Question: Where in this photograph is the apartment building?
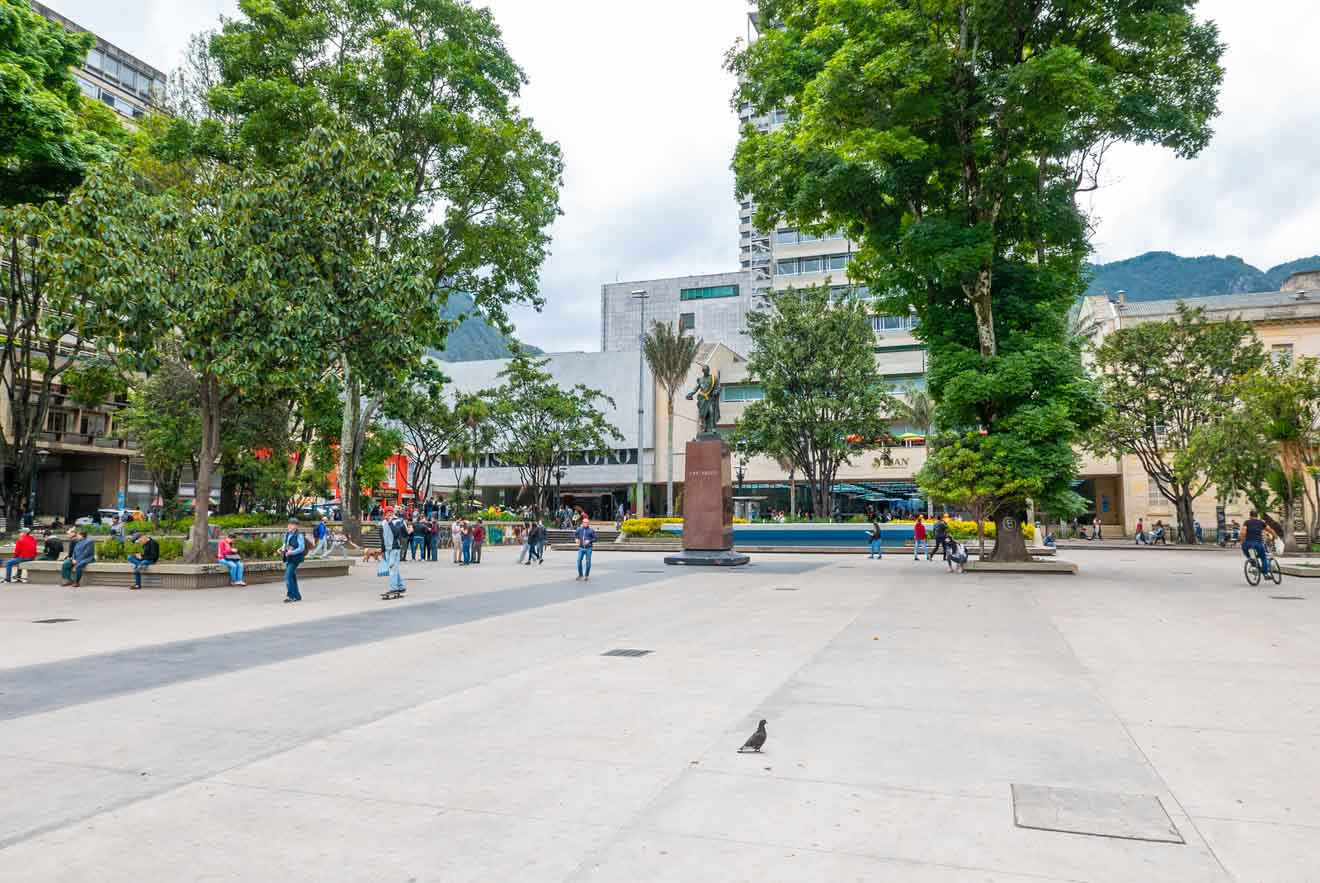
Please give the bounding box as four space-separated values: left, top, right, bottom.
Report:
32 2 166 123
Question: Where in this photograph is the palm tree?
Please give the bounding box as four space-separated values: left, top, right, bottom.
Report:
895 385 936 516
642 321 699 516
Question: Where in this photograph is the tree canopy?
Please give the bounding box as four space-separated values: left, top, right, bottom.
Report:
729 0 1224 558
732 287 893 519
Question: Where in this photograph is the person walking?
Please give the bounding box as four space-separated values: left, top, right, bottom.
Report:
929 515 949 562
126 531 160 590
1092 515 1103 541
913 515 928 560
310 516 331 559
517 522 531 564
451 518 464 564
527 521 545 565
279 518 307 603
380 509 407 596
575 517 596 581
471 519 485 564
217 531 247 585
4 527 37 583
60 529 95 587
867 519 883 559
1134 518 1148 545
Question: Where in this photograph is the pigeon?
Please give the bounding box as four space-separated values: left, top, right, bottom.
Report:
738 719 767 753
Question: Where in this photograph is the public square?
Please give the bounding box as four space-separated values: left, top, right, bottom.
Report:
0 548 1315 882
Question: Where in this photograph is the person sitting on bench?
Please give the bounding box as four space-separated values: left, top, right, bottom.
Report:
60 529 95 587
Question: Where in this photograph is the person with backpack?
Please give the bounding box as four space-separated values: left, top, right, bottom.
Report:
309 516 332 559
380 509 408 595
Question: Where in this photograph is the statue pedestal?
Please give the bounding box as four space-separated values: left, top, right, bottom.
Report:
664 434 749 567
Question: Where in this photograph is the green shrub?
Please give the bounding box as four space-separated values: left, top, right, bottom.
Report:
233 538 282 560
96 539 185 561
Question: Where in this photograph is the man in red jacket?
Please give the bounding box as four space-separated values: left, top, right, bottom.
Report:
913 515 928 561
5 527 37 583
471 519 485 564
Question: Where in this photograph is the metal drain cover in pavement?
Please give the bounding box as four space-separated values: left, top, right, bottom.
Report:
1270 596 1305 601
1012 784 1183 844
32 618 77 624
774 586 799 591
601 649 652 657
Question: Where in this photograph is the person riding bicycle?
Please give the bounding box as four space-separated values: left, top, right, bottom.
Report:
1241 510 1272 576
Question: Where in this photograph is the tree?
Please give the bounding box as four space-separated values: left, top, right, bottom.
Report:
483 354 622 515
448 393 492 514
1192 357 1320 551
201 0 564 541
1091 305 1265 543
0 187 128 524
116 360 200 524
0 0 120 206
732 287 894 520
642 320 699 516
385 376 463 511
730 0 1224 558
89 127 428 561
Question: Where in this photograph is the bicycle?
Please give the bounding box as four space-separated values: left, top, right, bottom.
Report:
1243 547 1282 587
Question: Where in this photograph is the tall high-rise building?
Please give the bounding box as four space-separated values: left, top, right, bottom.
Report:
32 2 166 123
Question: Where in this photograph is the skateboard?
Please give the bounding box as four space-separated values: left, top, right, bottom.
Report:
380 590 406 601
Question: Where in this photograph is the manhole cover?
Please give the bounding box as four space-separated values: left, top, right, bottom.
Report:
1011 784 1183 844
601 649 652 657
1270 596 1305 601
774 587 799 591
32 618 77 624
637 570 665 573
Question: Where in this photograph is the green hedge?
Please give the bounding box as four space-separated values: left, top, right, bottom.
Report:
95 539 186 561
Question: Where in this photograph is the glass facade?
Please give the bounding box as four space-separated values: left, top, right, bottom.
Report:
722 384 765 402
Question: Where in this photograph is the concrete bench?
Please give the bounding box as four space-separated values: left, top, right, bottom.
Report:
20 558 352 590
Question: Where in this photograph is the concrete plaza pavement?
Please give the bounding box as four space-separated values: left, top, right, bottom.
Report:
0 546 1315 881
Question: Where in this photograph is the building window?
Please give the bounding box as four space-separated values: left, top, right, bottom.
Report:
80 414 108 436
76 76 96 98
679 313 696 331
775 229 798 245
1272 343 1294 366
775 259 797 276
1147 483 1167 507
722 384 764 402
385 462 396 484
681 285 739 301
871 314 918 332
828 253 850 270
87 49 103 70
800 256 823 274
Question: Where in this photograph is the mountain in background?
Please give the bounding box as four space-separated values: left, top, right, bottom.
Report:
429 292 543 362
1084 251 1320 302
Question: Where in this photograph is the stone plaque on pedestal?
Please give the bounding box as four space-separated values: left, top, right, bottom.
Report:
665 435 749 567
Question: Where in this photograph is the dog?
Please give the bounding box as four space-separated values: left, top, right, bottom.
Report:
359 547 384 564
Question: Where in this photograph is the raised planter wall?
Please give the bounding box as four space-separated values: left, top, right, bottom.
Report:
20 557 351 590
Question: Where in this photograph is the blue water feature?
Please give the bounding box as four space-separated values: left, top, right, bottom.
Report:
661 523 918 548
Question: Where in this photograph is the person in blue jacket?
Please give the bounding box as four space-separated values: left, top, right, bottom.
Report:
279 518 307 603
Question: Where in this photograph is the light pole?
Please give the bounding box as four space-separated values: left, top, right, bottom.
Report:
631 288 649 517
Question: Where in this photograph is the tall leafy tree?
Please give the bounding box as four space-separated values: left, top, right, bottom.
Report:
482 354 622 515
384 372 464 510
201 0 563 540
87 128 429 561
732 287 894 519
730 0 1224 559
1090 305 1264 543
642 320 699 516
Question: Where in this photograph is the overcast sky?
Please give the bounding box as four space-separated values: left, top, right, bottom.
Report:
52 0 1320 352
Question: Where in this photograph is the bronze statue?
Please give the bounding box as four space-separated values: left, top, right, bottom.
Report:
686 364 721 435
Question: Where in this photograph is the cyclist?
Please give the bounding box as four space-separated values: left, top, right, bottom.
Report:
1240 510 1272 576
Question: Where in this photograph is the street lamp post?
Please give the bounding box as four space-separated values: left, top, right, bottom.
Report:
631 288 649 517
735 463 746 521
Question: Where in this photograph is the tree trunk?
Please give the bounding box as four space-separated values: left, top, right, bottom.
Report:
988 509 1030 562
665 393 675 517
1176 492 1197 545
789 473 796 518
968 265 998 358
186 374 221 564
338 361 363 543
